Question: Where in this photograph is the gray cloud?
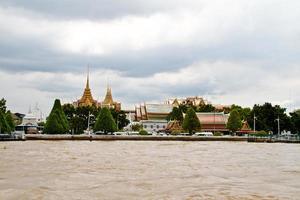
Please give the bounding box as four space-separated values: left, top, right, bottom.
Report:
0 0 300 114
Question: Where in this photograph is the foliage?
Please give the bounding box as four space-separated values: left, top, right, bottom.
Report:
38 121 45 127
110 109 130 130
44 99 69 134
290 110 300 134
171 130 182 135
5 111 15 131
230 104 251 120
182 107 201 134
0 99 15 133
227 109 242 133
247 103 291 134
0 98 6 113
139 129 149 135
62 104 99 134
213 131 223 136
44 111 65 134
0 110 11 133
196 104 216 112
62 104 129 134
131 124 142 131
94 107 117 134
249 131 269 137
167 107 184 122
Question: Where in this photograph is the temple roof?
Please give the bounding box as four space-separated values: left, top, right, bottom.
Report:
103 86 114 105
78 67 95 107
196 112 229 124
145 104 173 114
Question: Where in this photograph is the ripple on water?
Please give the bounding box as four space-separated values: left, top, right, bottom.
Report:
0 141 300 199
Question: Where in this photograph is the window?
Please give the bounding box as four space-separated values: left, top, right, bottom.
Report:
157 125 159 129
151 125 153 129
144 125 147 128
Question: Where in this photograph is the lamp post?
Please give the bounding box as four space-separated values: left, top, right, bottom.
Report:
275 116 280 136
87 111 93 136
253 114 257 133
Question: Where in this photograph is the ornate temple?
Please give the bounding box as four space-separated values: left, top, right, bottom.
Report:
73 70 98 107
73 67 121 110
101 85 121 111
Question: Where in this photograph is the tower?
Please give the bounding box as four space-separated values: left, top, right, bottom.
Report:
74 66 97 107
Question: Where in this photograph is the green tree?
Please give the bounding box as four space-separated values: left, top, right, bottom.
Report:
290 110 300 134
182 107 201 134
94 107 117 134
5 111 15 131
227 109 242 133
131 124 142 131
0 98 6 113
230 104 251 120
167 107 184 122
247 103 291 134
197 104 216 112
44 99 69 134
0 110 11 133
44 111 65 134
110 109 130 130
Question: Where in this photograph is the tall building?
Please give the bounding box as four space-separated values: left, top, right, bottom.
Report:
73 68 98 107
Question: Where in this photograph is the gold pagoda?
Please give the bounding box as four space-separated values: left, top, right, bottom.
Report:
101 85 121 111
73 68 98 107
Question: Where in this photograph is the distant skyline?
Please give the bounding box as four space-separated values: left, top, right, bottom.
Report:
0 0 300 115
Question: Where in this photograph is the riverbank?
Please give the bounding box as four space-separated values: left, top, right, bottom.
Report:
25 134 248 141
2 134 299 143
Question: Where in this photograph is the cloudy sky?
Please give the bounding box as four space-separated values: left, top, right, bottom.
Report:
0 0 300 115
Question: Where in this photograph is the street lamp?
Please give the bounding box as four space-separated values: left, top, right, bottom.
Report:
253 114 257 133
275 116 280 135
87 111 94 136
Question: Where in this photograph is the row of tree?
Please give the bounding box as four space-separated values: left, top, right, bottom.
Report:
0 98 15 133
167 102 300 134
44 99 129 134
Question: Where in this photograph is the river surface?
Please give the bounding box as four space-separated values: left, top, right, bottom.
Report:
0 141 299 200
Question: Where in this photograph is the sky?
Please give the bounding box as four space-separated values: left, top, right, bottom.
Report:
0 0 300 115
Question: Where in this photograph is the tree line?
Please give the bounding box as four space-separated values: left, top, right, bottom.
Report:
44 99 129 134
167 102 300 134
0 98 15 133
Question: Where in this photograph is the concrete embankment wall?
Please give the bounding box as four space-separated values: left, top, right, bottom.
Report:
25 134 248 142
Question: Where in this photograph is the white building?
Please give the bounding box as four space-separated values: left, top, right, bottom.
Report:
140 120 168 133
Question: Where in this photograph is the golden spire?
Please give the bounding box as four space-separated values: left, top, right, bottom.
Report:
103 85 114 105
79 65 95 106
86 65 90 89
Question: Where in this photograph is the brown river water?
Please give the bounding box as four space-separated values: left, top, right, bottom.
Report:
0 141 299 200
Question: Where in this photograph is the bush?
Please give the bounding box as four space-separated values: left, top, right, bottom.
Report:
249 130 269 137
139 130 149 135
171 130 181 135
213 132 223 136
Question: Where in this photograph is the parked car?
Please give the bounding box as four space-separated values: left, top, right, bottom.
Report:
94 131 106 135
194 132 214 136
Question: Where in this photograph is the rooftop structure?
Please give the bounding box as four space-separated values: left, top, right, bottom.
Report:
196 112 229 132
73 67 98 107
101 86 121 111
135 103 173 121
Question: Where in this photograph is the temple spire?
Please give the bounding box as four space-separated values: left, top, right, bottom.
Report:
86 65 90 89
